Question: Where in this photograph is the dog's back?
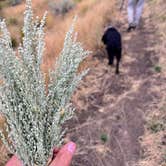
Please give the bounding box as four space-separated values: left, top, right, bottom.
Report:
102 27 122 74
102 27 122 49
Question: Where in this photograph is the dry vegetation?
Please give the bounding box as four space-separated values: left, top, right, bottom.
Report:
137 0 166 166
0 0 117 165
43 0 117 72
1 0 117 71
0 0 165 166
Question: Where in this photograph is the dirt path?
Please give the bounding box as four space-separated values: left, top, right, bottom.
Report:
66 3 164 166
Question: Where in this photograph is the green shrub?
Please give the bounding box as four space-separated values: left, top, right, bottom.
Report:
149 121 165 133
49 0 75 16
10 0 22 6
154 65 162 73
100 133 108 143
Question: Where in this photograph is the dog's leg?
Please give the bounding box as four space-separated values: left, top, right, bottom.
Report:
115 49 122 74
108 55 114 65
107 48 114 65
115 58 120 74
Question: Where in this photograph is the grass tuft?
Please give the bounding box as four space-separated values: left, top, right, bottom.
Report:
100 133 108 143
154 65 162 73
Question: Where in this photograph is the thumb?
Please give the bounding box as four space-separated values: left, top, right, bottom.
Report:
50 142 76 166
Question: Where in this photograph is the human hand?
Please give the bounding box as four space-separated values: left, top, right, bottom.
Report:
6 142 76 166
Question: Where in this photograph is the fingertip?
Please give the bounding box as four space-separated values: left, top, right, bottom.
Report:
66 142 76 154
50 142 76 166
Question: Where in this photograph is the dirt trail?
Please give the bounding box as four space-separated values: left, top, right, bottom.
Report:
66 3 164 166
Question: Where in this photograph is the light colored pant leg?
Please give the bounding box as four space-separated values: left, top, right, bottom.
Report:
135 0 145 25
127 0 137 24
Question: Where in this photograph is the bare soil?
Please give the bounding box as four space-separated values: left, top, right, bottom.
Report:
65 4 165 166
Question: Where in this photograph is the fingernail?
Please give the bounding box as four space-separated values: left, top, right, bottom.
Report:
67 142 76 154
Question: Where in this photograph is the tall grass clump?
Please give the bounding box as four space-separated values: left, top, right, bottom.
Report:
0 0 89 165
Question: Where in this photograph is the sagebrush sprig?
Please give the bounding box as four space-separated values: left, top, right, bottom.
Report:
0 0 90 165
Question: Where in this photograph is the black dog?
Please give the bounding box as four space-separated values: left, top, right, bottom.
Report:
102 27 122 74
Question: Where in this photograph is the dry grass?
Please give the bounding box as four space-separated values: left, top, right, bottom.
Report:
2 0 117 71
137 131 165 166
0 114 9 166
44 0 117 71
0 145 9 166
0 0 117 165
137 1 166 166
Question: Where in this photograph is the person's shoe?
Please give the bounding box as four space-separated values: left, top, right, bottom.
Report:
127 23 136 32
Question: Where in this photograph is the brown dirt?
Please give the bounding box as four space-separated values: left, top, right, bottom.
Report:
65 3 165 166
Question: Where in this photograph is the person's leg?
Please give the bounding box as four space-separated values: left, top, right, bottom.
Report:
127 0 137 32
127 0 137 24
135 0 145 25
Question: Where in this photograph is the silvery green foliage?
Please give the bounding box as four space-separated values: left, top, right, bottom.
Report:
0 0 89 165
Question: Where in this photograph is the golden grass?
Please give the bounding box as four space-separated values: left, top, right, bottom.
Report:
43 0 117 71
0 114 9 165
2 0 117 71
0 145 9 166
